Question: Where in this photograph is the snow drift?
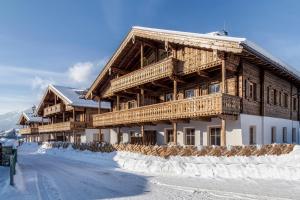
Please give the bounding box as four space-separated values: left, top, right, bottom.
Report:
20 143 300 181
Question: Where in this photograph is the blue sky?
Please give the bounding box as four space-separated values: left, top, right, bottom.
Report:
0 0 300 113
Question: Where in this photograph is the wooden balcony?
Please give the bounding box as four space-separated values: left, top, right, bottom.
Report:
19 127 38 135
103 57 177 97
93 93 241 127
44 103 64 117
39 121 86 133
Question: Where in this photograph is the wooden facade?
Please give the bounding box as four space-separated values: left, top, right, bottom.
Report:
86 27 300 146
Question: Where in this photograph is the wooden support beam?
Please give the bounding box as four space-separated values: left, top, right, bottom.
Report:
221 118 226 146
196 70 209 78
141 89 145 107
116 95 120 111
141 125 145 144
221 58 226 93
110 67 129 75
173 122 177 145
173 80 177 100
151 81 172 89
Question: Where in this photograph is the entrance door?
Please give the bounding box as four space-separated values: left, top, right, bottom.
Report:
144 130 157 145
210 127 221 146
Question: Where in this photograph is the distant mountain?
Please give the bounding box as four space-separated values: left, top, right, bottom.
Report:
0 110 22 131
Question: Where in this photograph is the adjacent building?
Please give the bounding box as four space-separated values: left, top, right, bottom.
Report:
32 84 110 143
85 26 300 146
18 107 48 142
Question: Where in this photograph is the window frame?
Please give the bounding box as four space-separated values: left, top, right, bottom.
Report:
271 127 276 143
185 128 195 145
249 126 256 145
282 127 287 143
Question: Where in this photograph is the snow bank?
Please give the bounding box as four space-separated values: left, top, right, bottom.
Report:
20 143 300 181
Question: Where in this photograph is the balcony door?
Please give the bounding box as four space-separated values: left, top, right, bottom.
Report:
209 127 221 146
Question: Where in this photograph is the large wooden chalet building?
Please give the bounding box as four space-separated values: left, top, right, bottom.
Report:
85 26 300 146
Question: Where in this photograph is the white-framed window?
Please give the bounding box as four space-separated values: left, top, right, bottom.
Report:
271 127 276 143
282 127 287 143
209 83 220 94
249 126 256 145
165 93 173 101
292 128 297 143
185 128 195 145
185 89 195 99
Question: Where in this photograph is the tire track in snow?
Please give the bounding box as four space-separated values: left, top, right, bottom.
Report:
150 179 292 200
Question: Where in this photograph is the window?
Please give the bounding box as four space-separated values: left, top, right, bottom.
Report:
273 89 277 105
282 127 287 143
210 127 221 146
292 128 297 143
267 87 270 104
128 101 136 109
185 89 195 99
165 129 174 143
185 128 195 145
249 126 256 145
93 133 100 142
209 83 220 94
165 93 173 102
271 127 276 143
279 92 282 106
293 98 297 111
284 93 288 108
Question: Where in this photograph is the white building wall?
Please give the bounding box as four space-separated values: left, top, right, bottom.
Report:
106 114 299 146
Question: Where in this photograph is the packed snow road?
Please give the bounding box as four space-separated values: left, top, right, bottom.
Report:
1 145 300 200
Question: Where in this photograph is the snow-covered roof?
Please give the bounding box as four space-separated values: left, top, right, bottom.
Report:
18 112 49 124
86 26 300 98
132 26 300 79
37 85 110 113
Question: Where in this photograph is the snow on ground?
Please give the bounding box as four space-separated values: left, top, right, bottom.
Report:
1 142 300 200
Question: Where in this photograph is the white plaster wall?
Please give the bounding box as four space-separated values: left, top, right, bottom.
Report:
240 114 300 145
80 129 100 143
109 128 119 144
102 129 111 143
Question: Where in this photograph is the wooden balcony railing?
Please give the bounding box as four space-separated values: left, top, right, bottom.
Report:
102 57 177 97
39 121 86 133
19 127 38 135
93 93 241 127
44 103 64 117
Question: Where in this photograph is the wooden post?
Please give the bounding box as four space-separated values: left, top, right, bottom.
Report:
173 80 177 100
222 58 226 93
173 122 177 145
116 95 120 111
73 108 75 122
137 93 140 107
140 89 144 106
63 112 65 122
98 99 101 114
221 118 226 146
117 127 121 144
141 125 145 145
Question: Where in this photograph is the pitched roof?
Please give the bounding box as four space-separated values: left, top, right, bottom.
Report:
18 112 49 124
86 26 300 98
36 84 111 114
